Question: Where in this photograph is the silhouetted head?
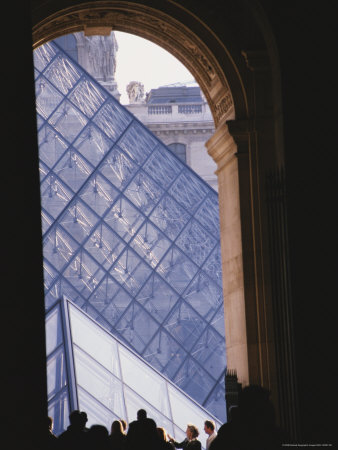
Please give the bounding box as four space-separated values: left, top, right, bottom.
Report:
157 427 168 441
238 385 276 426
69 410 88 430
120 419 127 432
80 411 88 424
137 408 147 420
111 420 124 435
69 410 81 426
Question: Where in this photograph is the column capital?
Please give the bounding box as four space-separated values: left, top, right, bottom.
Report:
226 119 254 143
206 123 237 173
206 120 253 172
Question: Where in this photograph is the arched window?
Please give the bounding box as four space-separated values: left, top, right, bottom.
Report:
168 143 186 163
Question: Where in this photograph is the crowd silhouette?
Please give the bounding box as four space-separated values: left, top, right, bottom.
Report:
47 385 288 450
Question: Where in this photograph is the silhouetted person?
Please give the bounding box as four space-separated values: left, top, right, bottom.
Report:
157 427 175 450
109 420 127 450
210 385 289 450
88 424 109 450
169 424 202 450
210 405 239 450
125 408 146 447
126 410 159 450
46 416 58 449
58 410 89 450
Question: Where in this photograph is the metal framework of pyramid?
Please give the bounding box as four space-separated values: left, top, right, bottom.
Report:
34 40 227 432
46 297 222 445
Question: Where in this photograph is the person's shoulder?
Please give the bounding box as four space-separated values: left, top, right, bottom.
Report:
127 420 137 431
216 422 233 437
217 423 227 433
57 430 68 439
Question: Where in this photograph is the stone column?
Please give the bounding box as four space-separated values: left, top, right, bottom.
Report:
207 116 279 396
206 123 249 387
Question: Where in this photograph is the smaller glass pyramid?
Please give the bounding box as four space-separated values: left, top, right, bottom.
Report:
46 297 222 449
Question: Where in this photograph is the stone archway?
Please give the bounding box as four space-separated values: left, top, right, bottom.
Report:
31 0 299 437
32 0 252 383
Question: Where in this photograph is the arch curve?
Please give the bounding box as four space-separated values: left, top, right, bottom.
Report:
31 0 252 126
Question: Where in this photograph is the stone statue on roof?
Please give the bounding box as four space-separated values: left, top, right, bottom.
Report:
126 81 145 103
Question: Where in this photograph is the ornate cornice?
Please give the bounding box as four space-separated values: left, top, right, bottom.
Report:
32 1 234 126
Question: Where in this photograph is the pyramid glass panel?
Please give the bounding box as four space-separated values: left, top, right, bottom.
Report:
35 40 227 427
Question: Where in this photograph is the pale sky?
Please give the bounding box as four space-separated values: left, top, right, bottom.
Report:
114 31 197 104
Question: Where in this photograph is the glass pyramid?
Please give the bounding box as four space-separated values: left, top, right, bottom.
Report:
46 297 222 447
34 40 227 430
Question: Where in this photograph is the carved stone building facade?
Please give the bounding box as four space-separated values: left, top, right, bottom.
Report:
126 85 222 191
54 31 121 99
